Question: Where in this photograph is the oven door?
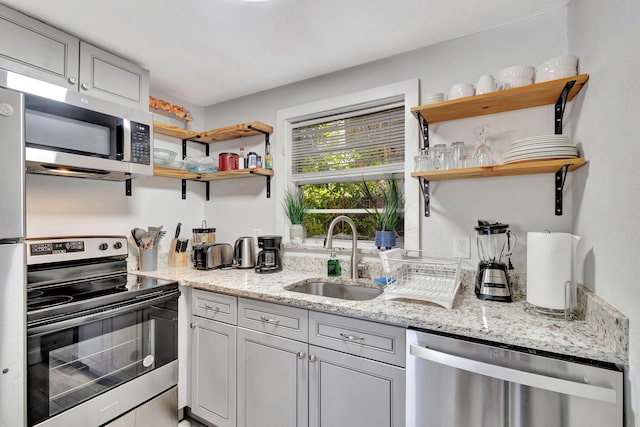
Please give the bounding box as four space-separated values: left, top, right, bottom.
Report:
27 294 178 427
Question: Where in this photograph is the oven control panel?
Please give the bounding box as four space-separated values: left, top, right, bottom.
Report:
27 236 129 265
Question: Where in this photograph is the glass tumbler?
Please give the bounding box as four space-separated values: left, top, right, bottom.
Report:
431 144 446 170
451 141 465 169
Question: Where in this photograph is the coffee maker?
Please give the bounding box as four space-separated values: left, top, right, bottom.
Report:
255 235 282 273
474 220 518 302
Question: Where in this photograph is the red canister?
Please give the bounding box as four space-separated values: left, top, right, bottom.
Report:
219 152 239 171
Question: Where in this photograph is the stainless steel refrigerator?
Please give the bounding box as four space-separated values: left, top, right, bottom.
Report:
0 85 26 425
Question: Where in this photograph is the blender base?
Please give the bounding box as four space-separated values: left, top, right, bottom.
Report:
475 262 512 302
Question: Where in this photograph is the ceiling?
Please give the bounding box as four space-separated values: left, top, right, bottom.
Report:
3 0 568 106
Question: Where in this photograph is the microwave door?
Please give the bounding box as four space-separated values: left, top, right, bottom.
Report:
0 87 25 241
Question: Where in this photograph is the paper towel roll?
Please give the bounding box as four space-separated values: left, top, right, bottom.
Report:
526 232 579 310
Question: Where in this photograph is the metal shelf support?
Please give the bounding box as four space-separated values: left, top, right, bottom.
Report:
555 80 576 134
555 164 571 215
248 124 272 198
414 113 431 216
125 179 132 196
180 138 210 200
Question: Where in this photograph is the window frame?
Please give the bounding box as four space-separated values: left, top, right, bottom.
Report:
275 79 420 250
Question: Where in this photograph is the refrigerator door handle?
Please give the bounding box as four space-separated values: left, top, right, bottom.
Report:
409 344 617 403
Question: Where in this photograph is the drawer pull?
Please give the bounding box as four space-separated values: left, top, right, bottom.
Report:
297 351 306 359
204 303 219 311
340 332 365 341
260 315 280 324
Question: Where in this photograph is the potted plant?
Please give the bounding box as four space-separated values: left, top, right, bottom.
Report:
282 186 307 244
360 178 404 249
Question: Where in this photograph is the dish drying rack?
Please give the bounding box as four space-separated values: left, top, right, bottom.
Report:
379 249 462 309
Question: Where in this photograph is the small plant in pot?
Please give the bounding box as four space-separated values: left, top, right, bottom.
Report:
360 177 404 250
282 186 307 244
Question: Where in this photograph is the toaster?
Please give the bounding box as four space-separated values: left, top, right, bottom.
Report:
193 243 234 270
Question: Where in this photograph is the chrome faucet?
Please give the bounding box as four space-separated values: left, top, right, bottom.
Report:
325 215 359 280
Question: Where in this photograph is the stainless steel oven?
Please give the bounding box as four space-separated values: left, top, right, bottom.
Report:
26 236 180 427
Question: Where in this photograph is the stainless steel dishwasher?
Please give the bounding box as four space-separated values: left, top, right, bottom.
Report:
406 328 623 427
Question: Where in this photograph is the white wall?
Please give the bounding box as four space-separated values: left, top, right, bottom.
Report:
567 0 640 424
202 9 571 269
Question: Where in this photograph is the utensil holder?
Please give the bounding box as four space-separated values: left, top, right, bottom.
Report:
139 246 158 271
168 238 188 267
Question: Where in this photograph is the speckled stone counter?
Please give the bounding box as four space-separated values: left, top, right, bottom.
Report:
136 263 628 366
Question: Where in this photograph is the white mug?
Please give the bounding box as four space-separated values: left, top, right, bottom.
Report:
476 74 504 95
449 83 475 100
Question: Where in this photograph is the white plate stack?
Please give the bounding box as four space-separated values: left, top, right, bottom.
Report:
502 135 579 164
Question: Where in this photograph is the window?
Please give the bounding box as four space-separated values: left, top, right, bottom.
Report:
290 103 405 240
275 80 420 249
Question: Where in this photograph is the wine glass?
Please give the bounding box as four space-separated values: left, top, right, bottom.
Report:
474 124 493 167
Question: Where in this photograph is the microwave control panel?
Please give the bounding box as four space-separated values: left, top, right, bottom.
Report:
131 122 151 165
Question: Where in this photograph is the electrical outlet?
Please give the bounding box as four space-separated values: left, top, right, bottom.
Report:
453 236 470 258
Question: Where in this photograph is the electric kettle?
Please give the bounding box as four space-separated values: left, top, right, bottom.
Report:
234 236 256 269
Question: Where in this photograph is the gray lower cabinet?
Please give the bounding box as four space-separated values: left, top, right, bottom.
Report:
236 327 309 427
308 345 405 427
0 3 149 109
190 291 238 427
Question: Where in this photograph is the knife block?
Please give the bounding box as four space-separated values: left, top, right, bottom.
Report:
168 238 188 267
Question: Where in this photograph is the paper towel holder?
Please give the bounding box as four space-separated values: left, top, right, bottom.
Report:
525 280 575 321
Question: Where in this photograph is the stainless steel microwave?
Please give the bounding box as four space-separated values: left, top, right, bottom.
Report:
0 69 153 181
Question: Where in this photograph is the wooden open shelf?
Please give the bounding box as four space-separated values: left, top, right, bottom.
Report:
153 166 273 182
153 120 273 143
411 158 586 181
411 74 589 123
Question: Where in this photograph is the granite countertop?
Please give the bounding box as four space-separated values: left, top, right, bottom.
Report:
136 264 628 366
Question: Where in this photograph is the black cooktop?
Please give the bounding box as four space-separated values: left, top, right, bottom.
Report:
27 273 179 325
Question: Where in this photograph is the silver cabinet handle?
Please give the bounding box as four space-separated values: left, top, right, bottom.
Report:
81 82 90 90
260 315 280 324
340 332 364 341
204 303 219 311
297 352 306 359
409 344 617 403
68 76 77 84
309 354 317 363
189 322 197 329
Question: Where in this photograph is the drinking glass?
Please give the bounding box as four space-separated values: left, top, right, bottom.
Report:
451 141 465 169
431 144 446 170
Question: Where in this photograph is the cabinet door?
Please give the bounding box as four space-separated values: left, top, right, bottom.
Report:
79 41 149 110
0 4 79 89
190 316 236 427
237 327 308 427
309 345 405 427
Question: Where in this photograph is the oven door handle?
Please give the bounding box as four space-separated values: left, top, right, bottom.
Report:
28 291 180 336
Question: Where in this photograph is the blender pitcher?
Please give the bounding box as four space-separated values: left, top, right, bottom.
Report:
474 220 518 302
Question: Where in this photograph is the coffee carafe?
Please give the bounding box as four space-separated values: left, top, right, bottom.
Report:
255 235 282 274
474 220 518 302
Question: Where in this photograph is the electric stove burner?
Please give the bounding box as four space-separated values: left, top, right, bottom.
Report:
28 295 74 310
27 290 44 298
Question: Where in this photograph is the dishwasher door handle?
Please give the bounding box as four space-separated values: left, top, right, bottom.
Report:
409 344 617 403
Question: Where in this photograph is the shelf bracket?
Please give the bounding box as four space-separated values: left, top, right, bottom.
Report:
248 124 272 199
125 179 132 197
181 179 187 200
555 164 571 215
419 177 431 217
416 113 430 149
554 80 576 134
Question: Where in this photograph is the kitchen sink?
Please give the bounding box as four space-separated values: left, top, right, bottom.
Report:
285 279 383 301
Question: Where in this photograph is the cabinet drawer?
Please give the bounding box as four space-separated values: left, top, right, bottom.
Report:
192 289 237 325
238 298 308 342
309 311 405 367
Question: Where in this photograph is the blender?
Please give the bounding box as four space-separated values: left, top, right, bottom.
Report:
474 220 517 302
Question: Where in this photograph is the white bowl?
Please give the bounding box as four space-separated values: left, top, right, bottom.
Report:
449 83 475 100
498 65 535 84
538 54 578 71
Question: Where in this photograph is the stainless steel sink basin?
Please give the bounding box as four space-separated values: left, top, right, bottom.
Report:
285 280 383 301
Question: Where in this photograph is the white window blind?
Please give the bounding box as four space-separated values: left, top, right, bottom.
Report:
291 103 405 184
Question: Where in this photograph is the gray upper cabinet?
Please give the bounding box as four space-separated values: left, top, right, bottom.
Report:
79 42 149 109
0 4 149 110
